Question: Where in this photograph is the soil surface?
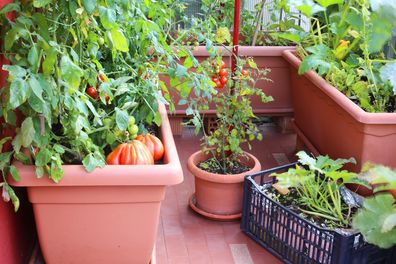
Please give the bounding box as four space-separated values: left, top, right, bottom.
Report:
198 157 251 174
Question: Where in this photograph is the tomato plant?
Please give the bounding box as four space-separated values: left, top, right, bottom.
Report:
0 0 217 210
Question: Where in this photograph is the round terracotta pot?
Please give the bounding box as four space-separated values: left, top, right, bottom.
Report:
187 151 261 217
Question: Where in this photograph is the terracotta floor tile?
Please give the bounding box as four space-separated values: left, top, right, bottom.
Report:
168 256 190 264
164 234 188 258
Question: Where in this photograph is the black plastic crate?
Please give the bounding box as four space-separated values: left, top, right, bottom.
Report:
241 163 396 264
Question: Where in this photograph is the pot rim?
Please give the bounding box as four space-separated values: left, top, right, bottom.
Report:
187 150 261 184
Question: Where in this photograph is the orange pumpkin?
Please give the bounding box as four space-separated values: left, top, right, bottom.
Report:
106 140 154 165
135 134 164 161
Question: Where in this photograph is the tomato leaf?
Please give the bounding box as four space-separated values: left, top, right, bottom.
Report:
9 79 30 109
111 28 129 52
115 108 129 130
99 6 116 30
9 165 20 182
21 117 35 148
33 0 53 8
82 153 105 172
380 61 396 93
60 55 83 89
82 0 96 14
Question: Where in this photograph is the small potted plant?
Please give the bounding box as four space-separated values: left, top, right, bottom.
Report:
0 1 213 263
187 52 273 220
280 0 396 170
241 151 396 263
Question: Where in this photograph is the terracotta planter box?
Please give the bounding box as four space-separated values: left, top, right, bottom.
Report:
165 46 294 116
9 103 183 264
282 50 396 170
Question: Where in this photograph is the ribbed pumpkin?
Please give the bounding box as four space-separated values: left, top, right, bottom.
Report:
135 134 164 161
106 140 154 165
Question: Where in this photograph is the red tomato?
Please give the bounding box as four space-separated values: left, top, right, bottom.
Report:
241 70 249 77
106 141 154 165
86 86 98 99
220 60 226 69
211 77 219 83
99 73 106 82
135 134 165 161
219 68 227 77
220 76 228 85
215 80 223 88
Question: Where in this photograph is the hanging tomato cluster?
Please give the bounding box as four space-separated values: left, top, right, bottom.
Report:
106 133 164 165
86 73 110 103
211 60 228 89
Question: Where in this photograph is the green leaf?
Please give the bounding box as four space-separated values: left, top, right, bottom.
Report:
9 165 20 182
28 44 39 70
353 194 396 249
33 0 53 8
82 153 105 172
35 148 52 166
380 61 396 93
290 0 325 16
21 117 35 148
99 6 116 30
0 152 13 170
9 79 30 109
115 108 129 130
299 45 332 75
35 166 44 178
0 137 12 153
273 32 301 43
42 47 57 76
28 76 44 101
111 28 129 52
12 134 22 153
0 3 20 14
316 0 343 8
82 0 96 14
368 11 395 53
60 55 83 89
3 65 27 78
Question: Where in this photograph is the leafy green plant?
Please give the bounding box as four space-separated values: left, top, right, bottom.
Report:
271 151 369 226
282 0 396 112
187 49 272 174
352 164 396 249
0 0 215 210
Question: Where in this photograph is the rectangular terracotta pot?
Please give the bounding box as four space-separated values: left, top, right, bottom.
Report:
282 50 396 170
164 46 295 116
9 103 183 264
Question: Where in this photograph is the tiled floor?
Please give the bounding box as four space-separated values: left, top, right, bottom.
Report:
33 121 297 264
155 122 297 264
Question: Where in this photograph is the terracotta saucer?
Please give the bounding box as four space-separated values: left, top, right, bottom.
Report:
188 193 241 221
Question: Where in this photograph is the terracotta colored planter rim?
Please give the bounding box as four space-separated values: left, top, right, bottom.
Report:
9 103 183 187
282 49 396 125
190 46 296 57
187 150 260 184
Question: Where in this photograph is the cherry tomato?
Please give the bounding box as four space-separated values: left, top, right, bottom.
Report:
86 86 98 99
211 77 219 83
99 74 106 82
241 70 249 77
220 60 226 69
220 76 228 85
105 94 110 102
215 80 223 88
219 68 227 77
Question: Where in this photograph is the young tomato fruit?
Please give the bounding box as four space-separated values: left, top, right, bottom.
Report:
135 134 164 161
220 76 228 85
99 73 106 82
86 86 98 99
219 68 227 77
106 141 154 165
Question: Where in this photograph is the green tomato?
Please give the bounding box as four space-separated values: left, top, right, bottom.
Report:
128 124 138 135
98 37 105 46
103 118 112 127
128 116 135 125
